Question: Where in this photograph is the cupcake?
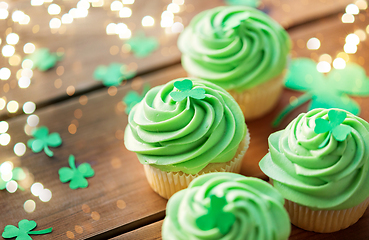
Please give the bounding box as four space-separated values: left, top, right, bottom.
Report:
259 108 369 232
162 172 291 240
124 78 249 199
178 6 291 120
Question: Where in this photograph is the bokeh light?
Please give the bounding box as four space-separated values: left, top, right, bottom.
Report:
0 67 11 80
306 38 320 50
39 188 52 202
31 182 44 196
0 121 9 133
316 61 331 73
6 33 19 45
49 18 61 29
14 142 26 156
342 13 355 23
2 45 15 57
24 200 36 213
23 102 36 114
142 16 154 26
119 7 132 18
7 100 19 113
0 133 11 146
346 3 359 14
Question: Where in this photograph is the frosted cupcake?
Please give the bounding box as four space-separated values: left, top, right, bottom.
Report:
124 78 249 199
178 6 291 120
260 108 369 232
162 172 291 240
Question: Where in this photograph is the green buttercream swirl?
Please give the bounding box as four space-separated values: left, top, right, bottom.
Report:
178 6 291 92
260 108 369 210
124 78 246 174
162 172 291 240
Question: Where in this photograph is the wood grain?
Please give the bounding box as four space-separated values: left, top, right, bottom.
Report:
0 0 353 119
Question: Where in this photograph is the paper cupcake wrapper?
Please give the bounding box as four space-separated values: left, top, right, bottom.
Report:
143 133 250 199
228 72 285 120
285 197 369 233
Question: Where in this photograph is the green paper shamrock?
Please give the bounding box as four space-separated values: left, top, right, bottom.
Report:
273 58 369 127
2 219 52 240
27 126 62 157
58 155 94 189
93 63 136 87
122 83 150 114
25 48 63 71
314 109 352 148
0 167 26 192
170 79 206 102
196 195 235 235
126 32 159 58
225 0 260 8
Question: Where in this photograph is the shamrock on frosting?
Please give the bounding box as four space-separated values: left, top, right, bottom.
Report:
58 155 94 189
196 195 235 235
25 48 63 71
93 63 136 87
170 79 205 102
27 126 62 157
122 84 150 114
2 219 52 240
314 109 352 148
273 58 369 127
126 31 159 58
0 165 26 192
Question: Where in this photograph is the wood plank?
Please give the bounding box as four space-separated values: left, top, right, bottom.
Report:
0 0 352 118
114 209 369 239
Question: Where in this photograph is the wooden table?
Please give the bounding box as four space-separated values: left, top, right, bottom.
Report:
1 0 368 239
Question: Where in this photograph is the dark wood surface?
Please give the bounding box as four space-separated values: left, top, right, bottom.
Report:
1 0 369 240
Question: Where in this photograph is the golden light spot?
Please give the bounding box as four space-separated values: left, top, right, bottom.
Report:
82 204 90 213
56 66 64 76
117 200 126 209
115 102 125 113
0 98 6 110
354 29 366 41
111 158 122 169
3 83 9 93
108 86 117 96
74 109 83 119
23 199 36 213
75 225 83 234
115 130 124 140
22 59 33 69
131 77 143 90
67 85 75 96
7 100 19 113
68 124 77 134
32 25 40 33
128 62 138 72
342 13 355 23
73 61 82 74
66 231 75 239
71 119 79 128
79 95 88 105
110 45 119 55
337 52 349 62
54 79 62 88
121 44 131 53
356 0 368 10
9 55 21 66
91 211 100 221
318 54 332 64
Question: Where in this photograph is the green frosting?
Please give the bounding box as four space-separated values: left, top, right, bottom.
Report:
162 172 291 240
260 108 369 210
178 6 291 92
124 78 247 174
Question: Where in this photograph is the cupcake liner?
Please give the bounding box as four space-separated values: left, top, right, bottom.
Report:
143 133 250 199
228 72 286 120
284 197 369 233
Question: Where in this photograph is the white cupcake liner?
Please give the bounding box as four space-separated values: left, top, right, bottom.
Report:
143 133 250 199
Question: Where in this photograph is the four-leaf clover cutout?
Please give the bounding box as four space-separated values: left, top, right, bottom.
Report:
25 48 63 71
2 219 52 240
170 79 206 102
314 109 352 148
58 155 95 189
122 84 150 114
94 63 136 87
196 195 236 235
273 58 369 127
27 126 62 157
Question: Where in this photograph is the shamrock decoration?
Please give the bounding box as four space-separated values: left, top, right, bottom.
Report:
170 79 206 102
93 63 136 87
196 195 235 235
225 0 260 8
0 166 26 192
25 48 63 71
126 31 159 58
273 58 369 127
27 126 62 157
58 155 94 189
122 83 150 114
2 219 52 240
314 109 352 148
